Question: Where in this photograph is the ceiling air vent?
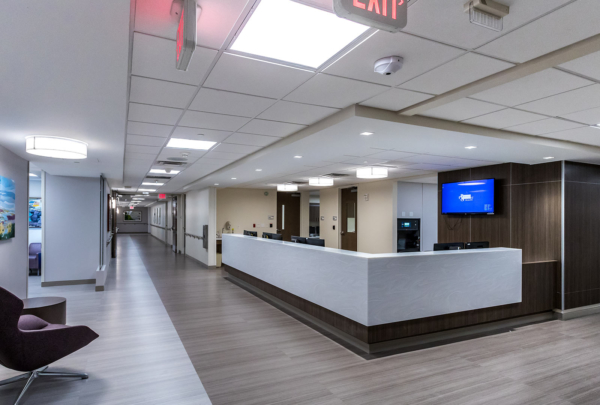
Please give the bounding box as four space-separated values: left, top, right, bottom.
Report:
290 181 308 185
321 173 350 178
156 160 187 166
146 175 172 180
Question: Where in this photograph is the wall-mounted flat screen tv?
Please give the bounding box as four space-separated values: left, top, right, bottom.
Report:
123 211 142 222
441 179 495 215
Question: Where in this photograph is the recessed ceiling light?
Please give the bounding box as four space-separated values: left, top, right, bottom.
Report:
294 155 302 159
465 146 477 149
356 167 388 179
29 173 37 177
543 157 555 160
25 136 88 159
166 138 217 150
214 183 219 186
230 0 369 68
138 189 156 192
591 125 600 129
360 132 374 136
231 178 237 180
142 182 164 186
309 177 334 186
277 184 298 192
256 169 262 172
132 198 145 200
149 169 180 174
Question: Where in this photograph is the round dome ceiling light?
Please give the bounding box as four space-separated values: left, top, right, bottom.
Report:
25 136 87 159
356 166 388 179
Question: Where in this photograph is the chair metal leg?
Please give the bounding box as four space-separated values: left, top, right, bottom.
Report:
13 372 37 405
0 373 30 387
38 371 88 380
4 366 85 405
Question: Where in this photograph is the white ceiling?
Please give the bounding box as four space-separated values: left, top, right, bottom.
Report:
4 0 600 194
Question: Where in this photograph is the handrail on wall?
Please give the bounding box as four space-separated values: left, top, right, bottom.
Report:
185 233 204 240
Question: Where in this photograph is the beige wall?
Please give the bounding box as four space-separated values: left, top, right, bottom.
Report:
299 191 310 237
357 179 398 254
319 188 340 249
217 188 277 236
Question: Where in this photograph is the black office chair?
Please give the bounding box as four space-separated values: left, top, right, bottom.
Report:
291 236 307 244
243 230 257 237
307 238 325 247
434 242 465 251
269 233 283 240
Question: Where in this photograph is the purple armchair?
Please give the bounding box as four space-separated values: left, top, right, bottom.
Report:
0 286 98 405
28 244 41 276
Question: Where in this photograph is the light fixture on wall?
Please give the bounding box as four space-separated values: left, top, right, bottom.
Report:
356 166 388 179
25 136 88 159
309 177 334 186
277 184 298 192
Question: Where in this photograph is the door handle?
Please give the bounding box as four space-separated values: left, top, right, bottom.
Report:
340 231 345 235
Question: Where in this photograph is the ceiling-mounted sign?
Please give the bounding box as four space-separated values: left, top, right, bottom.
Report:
159 193 167 200
175 0 201 71
333 0 407 32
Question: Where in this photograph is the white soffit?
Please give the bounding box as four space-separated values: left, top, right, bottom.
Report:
420 98 504 122
127 122 173 138
131 33 218 86
470 69 593 107
462 109 547 129
399 53 514 95
505 118 585 136
129 76 198 109
323 31 465 87
203 53 314 99
284 74 388 109
517 84 600 117
128 103 183 126
257 101 340 125
477 0 600 63
544 127 600 148
188 88 276 118
360 89 433 111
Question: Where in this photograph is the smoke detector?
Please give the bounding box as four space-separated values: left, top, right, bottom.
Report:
374 56 404 76
464 0 509 32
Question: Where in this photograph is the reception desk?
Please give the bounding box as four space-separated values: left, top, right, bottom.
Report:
222 234 527 352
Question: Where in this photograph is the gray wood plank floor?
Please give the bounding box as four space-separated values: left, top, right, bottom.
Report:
0 235 211 405
136 234 600 405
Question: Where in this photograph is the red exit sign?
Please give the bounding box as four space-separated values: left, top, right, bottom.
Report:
175 0 200 71
159 193 166 200
334 0 407 32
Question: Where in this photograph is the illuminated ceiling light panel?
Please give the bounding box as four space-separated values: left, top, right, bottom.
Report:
356 166 388 179
277 184 298 192
25 136 88 159
360 132 373 136
465 146 477 149
138 189 156 192
230 0 369 68
309 177 334 186
150 169 181 174
543 157 555 160
167 138 217 150
142 182 164 186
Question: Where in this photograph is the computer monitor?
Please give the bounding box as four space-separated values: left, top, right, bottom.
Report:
434 242 465 251
243 230 257 237
465 241 489 249
291 236 307 244
269 233 283 240
307 238 325 247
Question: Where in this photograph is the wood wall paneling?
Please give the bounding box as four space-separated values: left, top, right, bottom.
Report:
512 161 561 184
565 161 600 184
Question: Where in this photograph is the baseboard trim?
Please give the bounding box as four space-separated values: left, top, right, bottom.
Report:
554 303 600 320
225 271 556 356
42 279 96 287
184 253 215 268
95 263 109 292
150 234 170 246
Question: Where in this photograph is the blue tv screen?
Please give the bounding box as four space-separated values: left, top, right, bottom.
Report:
441 179 495 215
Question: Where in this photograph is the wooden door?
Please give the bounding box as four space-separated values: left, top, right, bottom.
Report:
277 192 301 241
341 188 358 251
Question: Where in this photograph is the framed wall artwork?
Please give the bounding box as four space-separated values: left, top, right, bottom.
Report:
0 175 16 240
123 211 142 222
28 198 41 228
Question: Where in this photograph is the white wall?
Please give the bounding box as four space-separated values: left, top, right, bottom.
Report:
186 188 216 266
397 182 438 251
117 207 148 233
44 174 100 283
149 202 168 243
29 177 42 245
0 146 28 298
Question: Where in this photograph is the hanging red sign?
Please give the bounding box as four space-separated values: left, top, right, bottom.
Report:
334 0 407 32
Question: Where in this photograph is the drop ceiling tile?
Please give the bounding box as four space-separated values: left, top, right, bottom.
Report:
125 152 157 162
471 69 593 107
129 76 197 109
505 118 585 136
342 157 389 165
131 33 217 86
171 127 232 142
517 85 600 117
178 111 250 131
477 0 600 63
366 150 418 160
400 53 514 95
214 143 261 154
128 103 183 125
407 163 463 172
134 0 248 49
403 0 570 50
559 51 600 81
324 31 465 86
284 74 388 109
204 53 314 99
561 107 600 126
127 122 173 137
238 119 306 137
257 101 340 125
420 99 504 122
189 88 276 118
543 126 600 147
127 135 168 147
462 109 547 129
360 88 432 111
402 155 494 167
223 133 280 147
204 151 247 161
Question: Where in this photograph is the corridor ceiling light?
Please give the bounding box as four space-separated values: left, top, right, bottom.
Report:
214 183 219 186
309 177 334 186
25 136 88 159
255 169 262 172
543 157 555 160
465 146 477 149
142 182 164 186
231 177 237 180
29 173 37 177
277 184 298 192
149 169 180 174
230 0 369 68
138 189 156 192
360 132 374 136
132 198 145 200
294 155 302 159
356 166 388 179
166 138 217 150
